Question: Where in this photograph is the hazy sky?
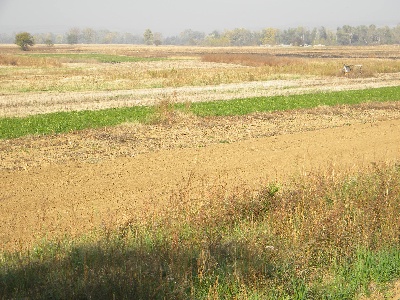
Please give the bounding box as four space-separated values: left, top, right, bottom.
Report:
0 0 399 35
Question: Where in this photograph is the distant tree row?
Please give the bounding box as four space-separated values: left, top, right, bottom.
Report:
3 24 400 48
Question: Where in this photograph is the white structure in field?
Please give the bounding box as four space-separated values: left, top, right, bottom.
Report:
342 64 363 76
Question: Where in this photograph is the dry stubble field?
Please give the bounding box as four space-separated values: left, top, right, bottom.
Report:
1 44 400 254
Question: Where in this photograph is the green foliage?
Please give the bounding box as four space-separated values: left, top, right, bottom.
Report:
0 106 153 139
185 86 400 117
14 32 35 51
266 183 280 197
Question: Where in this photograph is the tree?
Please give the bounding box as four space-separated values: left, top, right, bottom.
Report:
226 28 255 46
143 29 154 45
15 32 35 50
261 28 277 45
336 25 356 45
179 29 205 45
204 30 230 46
66 27 80 45
44 39 54 47
82 28 97 44
379 26 393 44
153 32 163 46
315 26 328 45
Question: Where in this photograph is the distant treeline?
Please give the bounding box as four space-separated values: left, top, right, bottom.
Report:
1 24 400 46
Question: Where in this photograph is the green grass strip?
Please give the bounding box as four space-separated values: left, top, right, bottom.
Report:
22 53 165 63
0 106 153 139
183 85 400 116
1 86 400 139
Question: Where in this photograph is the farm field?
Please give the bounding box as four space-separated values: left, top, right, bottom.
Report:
1 44 400 299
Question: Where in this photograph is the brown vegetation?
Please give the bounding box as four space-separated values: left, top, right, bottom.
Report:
0 54 61 67
201 52 400 77
201 53 301 67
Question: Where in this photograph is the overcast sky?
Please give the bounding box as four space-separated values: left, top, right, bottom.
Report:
0 0 399 35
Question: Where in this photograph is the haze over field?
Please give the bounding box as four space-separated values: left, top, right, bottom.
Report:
0 0 399 35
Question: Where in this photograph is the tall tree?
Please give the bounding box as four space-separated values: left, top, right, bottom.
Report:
143 29 154 45
179 29 205 45
204 30 230 46
82 28 97 44
378 26 393 44
336 25 356 45
261 28 277 45
226 28 255 46
153 32 163 46
66 28 80 45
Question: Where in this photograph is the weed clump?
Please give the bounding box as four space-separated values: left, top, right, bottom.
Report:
146 96 177 125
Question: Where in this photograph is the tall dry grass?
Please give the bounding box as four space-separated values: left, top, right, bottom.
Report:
1 162 399 298
201 53 400 77
201 53 301 67
117 161 400 298
0 54 61 67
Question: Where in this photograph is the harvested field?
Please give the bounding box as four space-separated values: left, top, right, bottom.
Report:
2 73 400 117
2 44 400 117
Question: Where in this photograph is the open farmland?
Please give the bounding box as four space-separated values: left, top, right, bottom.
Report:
2 45 400 117
0 45 400 299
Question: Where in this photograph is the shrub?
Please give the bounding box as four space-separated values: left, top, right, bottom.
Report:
15 32 35 51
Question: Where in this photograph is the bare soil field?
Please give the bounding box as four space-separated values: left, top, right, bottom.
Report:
1 101 400 252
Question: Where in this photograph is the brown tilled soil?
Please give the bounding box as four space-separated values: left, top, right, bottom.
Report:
1 101 400 252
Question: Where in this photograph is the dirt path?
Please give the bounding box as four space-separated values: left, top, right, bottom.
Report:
1 103 400 251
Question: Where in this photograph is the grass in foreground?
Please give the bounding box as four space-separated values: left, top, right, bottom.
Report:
1 162 399 299
1 86 400 139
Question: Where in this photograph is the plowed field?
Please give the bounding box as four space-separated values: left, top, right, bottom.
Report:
1 101 400 251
